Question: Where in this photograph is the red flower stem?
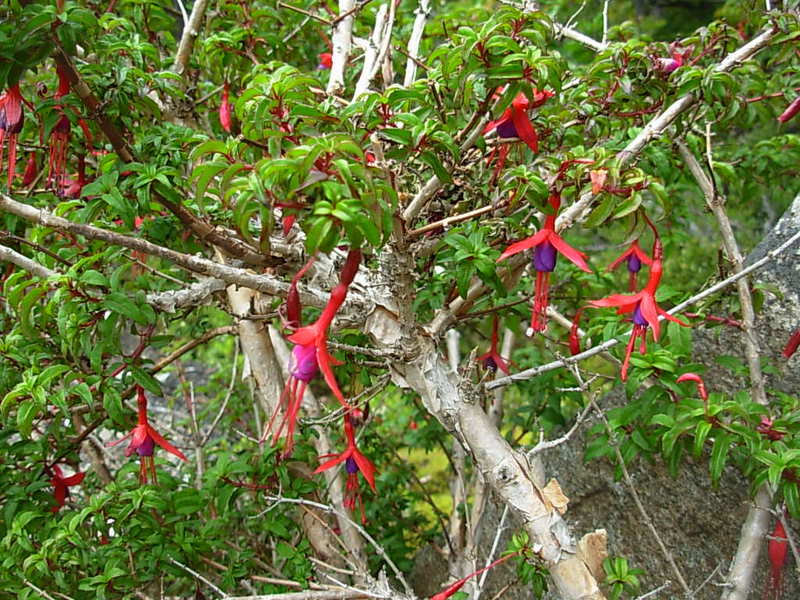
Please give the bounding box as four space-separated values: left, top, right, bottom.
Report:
431 552 519 600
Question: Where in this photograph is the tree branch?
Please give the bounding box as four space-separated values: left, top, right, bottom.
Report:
173 0 211 76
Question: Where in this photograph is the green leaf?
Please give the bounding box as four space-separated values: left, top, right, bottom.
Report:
709 433 731 484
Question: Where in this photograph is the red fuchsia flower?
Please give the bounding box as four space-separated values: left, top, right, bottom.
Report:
263 251 360 457
430 552 519 600
607 239 653 292
497 193 591 336
477 316 511 375
0 83 24 190
483 88 552 182
318 52 333 70
783 328 800 359
48 66 72 190
60 155 87 198
287 249 361 406
219 82 233 133
107 386 187 484
777 96 800 124
22 153 37 186
314 413 376 523
764 516 789 600
49 465 85 513
757 417 786 442
589 223 689 381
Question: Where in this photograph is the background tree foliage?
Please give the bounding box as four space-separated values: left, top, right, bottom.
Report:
0 0 798 598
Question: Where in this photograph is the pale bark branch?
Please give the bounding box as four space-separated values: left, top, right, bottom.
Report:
173 0 211 76
403 0 430 87
0 243 57 279
328 0 356 94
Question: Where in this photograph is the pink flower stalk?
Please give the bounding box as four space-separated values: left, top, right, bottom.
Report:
431 552 518 600
777 97 800 124
48 66 72 190
498 193 591 336
318 52 333 70
49 465 85 513
219 82 233 133
607 239 653 292
0 83 24 190
107 386 187 484
314 413 376 523
477 316 510 374
590 223 688 381
764 517 788 600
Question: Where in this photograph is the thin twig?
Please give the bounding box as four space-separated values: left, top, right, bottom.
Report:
167 557 226 599
201 341 240 446
635 581 672 600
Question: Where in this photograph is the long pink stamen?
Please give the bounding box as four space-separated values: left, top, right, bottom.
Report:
529 270 550 335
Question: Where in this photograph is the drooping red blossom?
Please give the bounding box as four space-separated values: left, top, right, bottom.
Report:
676 372 709 413
314 413 376 523
757 417 786 442
288 249 361 406
49 465 85 513
764 516 789 600
219 82 233 133
777 97 800 124
48 66 72 190
262 251 361 457
60 155 88 198
22 153 37 186
318 52 333 70
783 328 800 359
607 239 653 292
477 316 510 375
107 386 187 484
0 83 24 190
430 552 518 600
569 308 584 355
498 193 591 336
484 88 552 182
590 223 689 381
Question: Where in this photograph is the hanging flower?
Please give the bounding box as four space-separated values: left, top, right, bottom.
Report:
590 225 688 381
483 88 552 182
777 97 800 124
49 465 85 513
497 193 591 336
477 316 510 375
48 66 71 190
757 417 786 442
318 52 333 70
607 239 653 292
314 413 376 523
60 155 87 198
22 153 37 187
219 82 233 133
654 43 687 74
764 516 788 600
783 328 800 359
431 552 519 600
0 83 24 190
107 386 187 484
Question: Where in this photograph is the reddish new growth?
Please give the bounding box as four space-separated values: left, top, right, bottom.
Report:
314 412 376 523
263 251 362 457
477 316 511 375
107 386 187 484
0 83 24 190
764 516 789 600
589 219 688 381
219 82 233 133
497 193 591 336
49 465 85 513
48 66 72 190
